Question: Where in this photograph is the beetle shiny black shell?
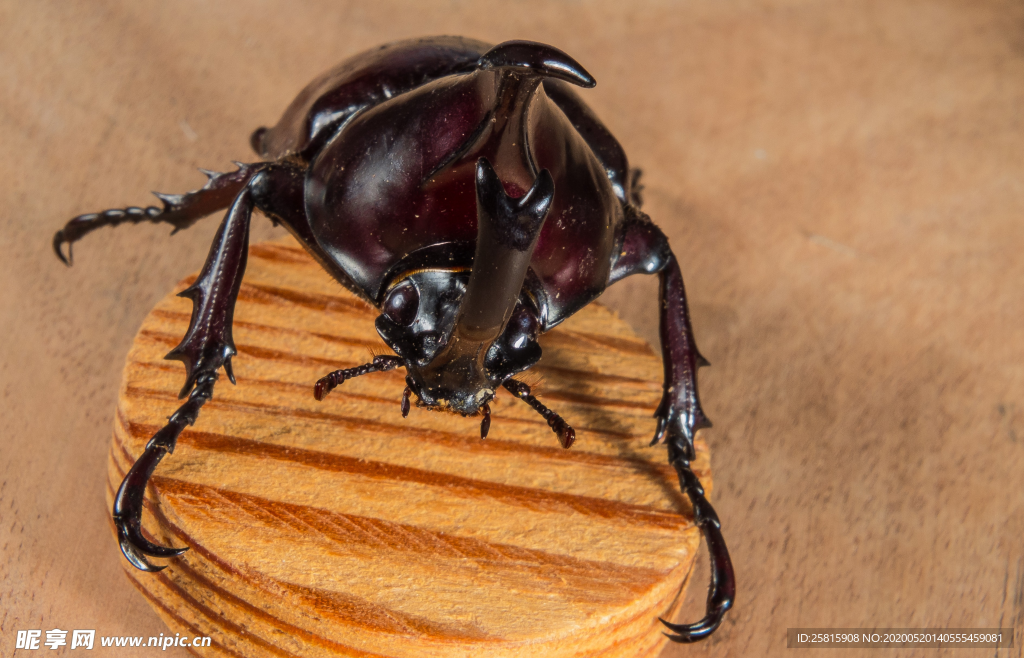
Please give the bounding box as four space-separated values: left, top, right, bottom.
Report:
255 37 626 326
53 36 734 643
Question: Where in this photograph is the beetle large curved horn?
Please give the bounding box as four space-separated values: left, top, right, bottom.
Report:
478 40 596 89
419 158 553 399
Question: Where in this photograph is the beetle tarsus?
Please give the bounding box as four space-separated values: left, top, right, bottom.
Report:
502 378 575 448
113 373 218 570
314 355 404 401
52 165 262 265
53 206 163 266
658 434 734 643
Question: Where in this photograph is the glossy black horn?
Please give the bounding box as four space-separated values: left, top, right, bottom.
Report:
479 40 596 88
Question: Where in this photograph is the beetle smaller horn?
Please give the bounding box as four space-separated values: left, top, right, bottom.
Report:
456 157 553 344
413 158 553 412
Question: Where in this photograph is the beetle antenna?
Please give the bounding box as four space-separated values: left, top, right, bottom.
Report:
502 378 575 448
515 369 545 395
314 355 403 401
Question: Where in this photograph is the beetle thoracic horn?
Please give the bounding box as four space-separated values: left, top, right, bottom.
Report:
420 158 553 391
478 40 596 89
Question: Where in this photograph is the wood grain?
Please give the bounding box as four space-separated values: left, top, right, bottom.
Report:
107 237 711 657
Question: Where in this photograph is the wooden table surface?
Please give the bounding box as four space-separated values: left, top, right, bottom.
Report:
3 1 1022 656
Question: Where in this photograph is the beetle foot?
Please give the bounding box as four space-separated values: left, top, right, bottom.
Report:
53 163 263 266
502 378 575 448
313 355 403 401
112 374 218 571
114 442 189 572
659 435 734 643
53 207 164 265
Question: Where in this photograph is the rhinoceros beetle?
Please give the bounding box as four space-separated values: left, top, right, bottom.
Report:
53 37 734 642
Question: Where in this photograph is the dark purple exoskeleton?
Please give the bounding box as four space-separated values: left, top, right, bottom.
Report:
53 37 734 642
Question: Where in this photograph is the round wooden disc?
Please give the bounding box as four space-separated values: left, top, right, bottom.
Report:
108 236 713 658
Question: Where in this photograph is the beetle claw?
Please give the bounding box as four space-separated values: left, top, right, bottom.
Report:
117 539 166 572
115 519 188 573
659 612 728 644
53 231 71 266
112 439 191 571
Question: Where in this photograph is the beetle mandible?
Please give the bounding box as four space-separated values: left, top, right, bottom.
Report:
53 37 734 642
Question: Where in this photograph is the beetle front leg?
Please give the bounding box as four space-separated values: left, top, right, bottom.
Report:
654 251 734 642
53 163 262 265
113 185 255 569
609 212 734 641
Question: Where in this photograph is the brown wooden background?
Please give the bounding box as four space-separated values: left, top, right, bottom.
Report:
2 1 1022 656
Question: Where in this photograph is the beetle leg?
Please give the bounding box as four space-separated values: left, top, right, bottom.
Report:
608 211 734 641
402 386 413 417
655 243 734 642
53 163 262 265
114 184 257 569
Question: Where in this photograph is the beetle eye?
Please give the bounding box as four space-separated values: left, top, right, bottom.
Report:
383 282 419 326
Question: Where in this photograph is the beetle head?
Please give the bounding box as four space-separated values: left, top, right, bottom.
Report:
374 158 552 415
375 275 544 414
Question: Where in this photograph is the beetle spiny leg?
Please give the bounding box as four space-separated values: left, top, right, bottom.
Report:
314 355 403 401
502 378 575 448
401 386 412 417
480 402 491 439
